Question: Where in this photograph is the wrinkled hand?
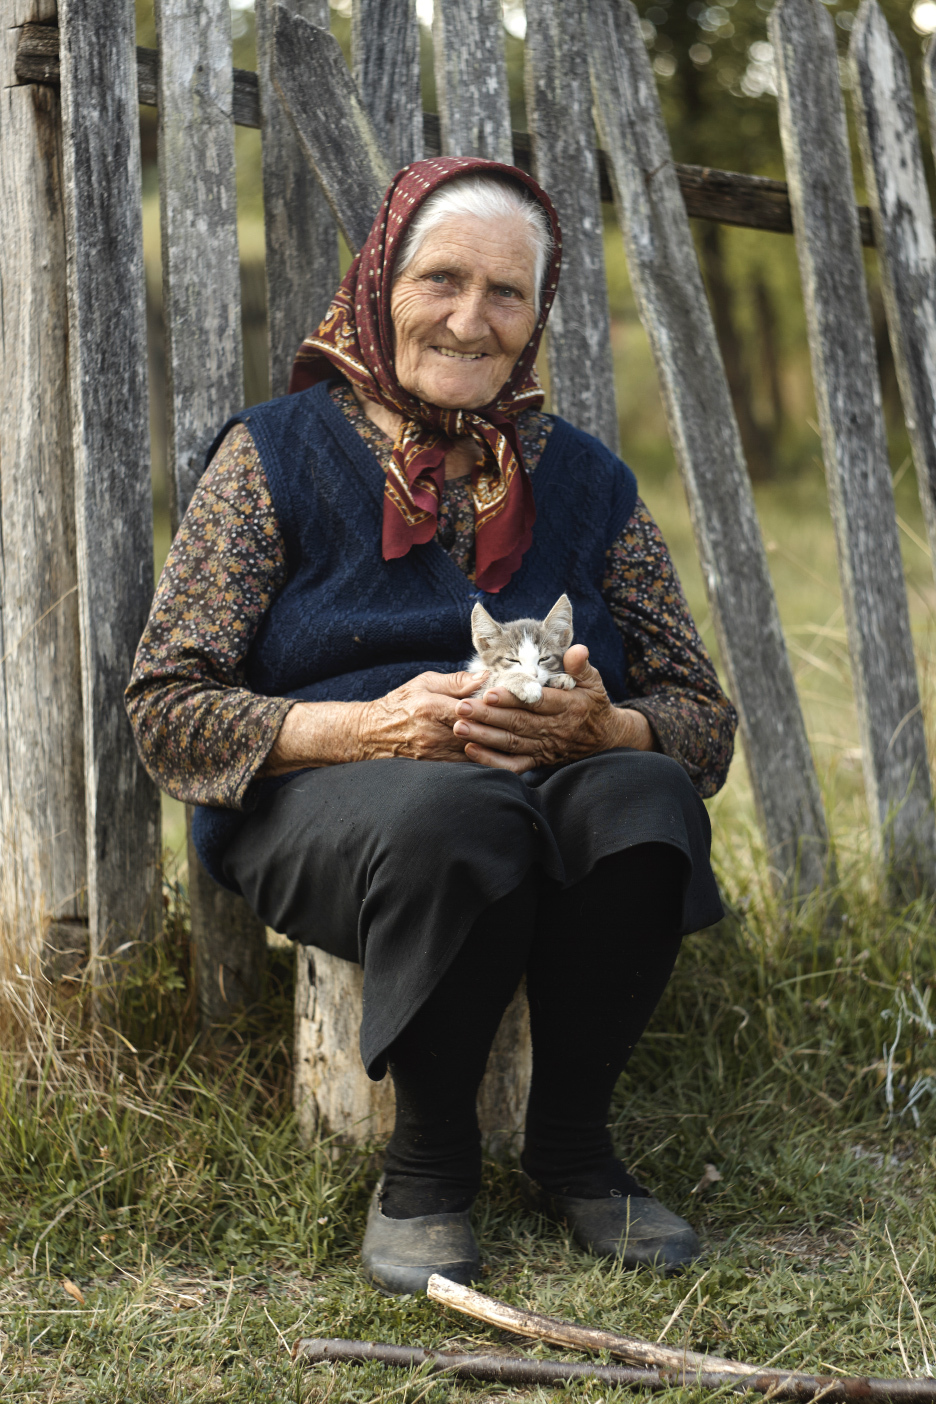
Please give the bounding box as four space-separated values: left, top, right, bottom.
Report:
359 668 490 763
451 645 654 774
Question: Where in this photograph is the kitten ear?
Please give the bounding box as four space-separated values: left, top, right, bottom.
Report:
471 601 503 650
543 594 574 651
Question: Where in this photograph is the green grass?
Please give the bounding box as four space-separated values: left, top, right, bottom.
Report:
2 841 936 1400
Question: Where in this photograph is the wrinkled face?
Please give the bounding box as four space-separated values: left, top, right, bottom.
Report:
390 213 539 410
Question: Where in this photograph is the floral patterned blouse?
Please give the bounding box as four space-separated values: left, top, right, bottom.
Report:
126 383 737 809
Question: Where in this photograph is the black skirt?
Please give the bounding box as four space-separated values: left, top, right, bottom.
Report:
222 749 722 1078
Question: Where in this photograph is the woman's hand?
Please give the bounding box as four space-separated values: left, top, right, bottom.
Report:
451 645 656 774
262 669 488 773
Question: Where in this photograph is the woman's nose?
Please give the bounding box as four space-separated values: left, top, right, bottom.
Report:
446 290 488 343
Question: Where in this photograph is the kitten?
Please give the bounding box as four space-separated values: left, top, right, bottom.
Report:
468 594 577 705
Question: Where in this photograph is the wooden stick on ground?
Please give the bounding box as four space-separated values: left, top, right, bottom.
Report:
291 1336 936 1401
427 1273 750 1375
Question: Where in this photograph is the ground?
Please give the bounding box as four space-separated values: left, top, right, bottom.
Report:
2 861 935 1401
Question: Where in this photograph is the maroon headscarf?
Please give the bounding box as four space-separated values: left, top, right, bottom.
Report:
289 157 563 593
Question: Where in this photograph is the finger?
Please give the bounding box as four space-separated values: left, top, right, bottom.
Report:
563 645 604 688
456 689 572 722
418 668 488 697
463 741 536 773
453 718 539 754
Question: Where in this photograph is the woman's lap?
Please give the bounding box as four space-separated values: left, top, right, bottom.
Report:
222 749 720 1074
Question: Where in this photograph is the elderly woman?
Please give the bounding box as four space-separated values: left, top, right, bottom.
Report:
127 157 736 1294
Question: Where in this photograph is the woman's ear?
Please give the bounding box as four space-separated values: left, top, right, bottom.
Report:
471 601 501 650
543 593 573 651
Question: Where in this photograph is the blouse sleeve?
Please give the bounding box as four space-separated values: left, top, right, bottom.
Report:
124 423 293 810
604 497 738 797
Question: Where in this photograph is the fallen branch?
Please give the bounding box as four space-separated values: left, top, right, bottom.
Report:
427 1272 748 1375
291 1337 936 1400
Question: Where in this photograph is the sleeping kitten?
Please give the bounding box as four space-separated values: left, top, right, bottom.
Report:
468 594 577 705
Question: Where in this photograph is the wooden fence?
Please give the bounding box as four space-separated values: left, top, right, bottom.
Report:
2 0 936 1104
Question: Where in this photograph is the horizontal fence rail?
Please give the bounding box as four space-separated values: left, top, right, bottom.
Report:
15 21 878 247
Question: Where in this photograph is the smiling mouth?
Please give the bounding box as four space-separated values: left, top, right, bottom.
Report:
433 346 486 361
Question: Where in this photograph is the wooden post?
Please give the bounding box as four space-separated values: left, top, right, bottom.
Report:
851 4 936 577
351 0 422 172
432 0 512 163
587 0 830 893
154 0 268 1028
771 0 936 895
0 0 87 963
58 0 161 1001
524 0 619 452
272 10 531 1147
272 6 389 253
255 0 339 398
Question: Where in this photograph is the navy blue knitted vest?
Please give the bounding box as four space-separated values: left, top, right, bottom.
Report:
192 381 638 886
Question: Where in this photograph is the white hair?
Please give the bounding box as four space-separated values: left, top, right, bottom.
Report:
393 175 553 309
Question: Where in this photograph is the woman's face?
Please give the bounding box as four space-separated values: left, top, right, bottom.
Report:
390 213 540 410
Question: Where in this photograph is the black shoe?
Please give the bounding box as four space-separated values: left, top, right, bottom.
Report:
521 1172 701 1275
360 1181 481 1295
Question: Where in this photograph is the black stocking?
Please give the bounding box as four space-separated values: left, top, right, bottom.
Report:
522 843 684 1197
380 870 538 1218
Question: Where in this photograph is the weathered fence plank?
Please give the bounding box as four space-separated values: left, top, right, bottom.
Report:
255 0 339 398
272 6 390 254
58 0 161 994
352 0 422 172
154 0 243 527
771 0 936 893
154 0 268 1027
524 0 619 452
588 0 830 892
0 1 86 960
432 0 512 162
851 4 936 577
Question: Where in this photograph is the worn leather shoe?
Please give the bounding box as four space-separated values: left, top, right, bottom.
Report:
361 1182 481 1295
522 1173 701 1275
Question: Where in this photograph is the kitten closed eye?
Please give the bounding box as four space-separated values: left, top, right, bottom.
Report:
467 594 576 706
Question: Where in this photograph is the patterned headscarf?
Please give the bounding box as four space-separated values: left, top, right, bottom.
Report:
289 157 563 593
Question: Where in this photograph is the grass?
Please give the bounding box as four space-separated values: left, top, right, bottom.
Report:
2 832 936 1401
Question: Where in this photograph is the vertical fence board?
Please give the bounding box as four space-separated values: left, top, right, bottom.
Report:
0 3 86 957
588 0 829 892
524 0 618 452
273 6 390 253
432 0 512 162
351 0 422 172
851 4 936 578
58 0 161 990
154 0 267 1026
256 0 339 398
771 0 936 893
155 0 243 526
